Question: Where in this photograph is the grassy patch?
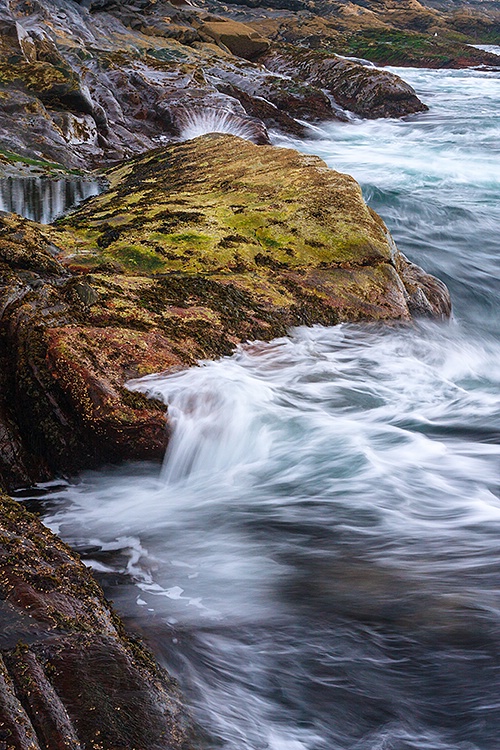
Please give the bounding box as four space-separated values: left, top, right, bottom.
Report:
0 148 81 174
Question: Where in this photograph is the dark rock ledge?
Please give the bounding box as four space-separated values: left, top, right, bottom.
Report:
0 133 451 748
0 492 196 750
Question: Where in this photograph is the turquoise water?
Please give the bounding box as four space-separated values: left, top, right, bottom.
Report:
36 61 500 750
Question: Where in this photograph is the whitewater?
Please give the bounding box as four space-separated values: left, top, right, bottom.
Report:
33 59 500 749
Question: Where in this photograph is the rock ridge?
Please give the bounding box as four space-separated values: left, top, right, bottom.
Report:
0 491 197 750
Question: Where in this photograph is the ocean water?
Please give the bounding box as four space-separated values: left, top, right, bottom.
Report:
35 60 500 749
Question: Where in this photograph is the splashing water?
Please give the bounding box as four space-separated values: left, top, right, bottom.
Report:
40 320 500 750
179 107 266 143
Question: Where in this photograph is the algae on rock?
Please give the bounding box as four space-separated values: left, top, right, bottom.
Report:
53 133 450 326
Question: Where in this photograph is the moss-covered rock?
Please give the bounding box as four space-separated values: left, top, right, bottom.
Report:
53 134 449 325
249 5 500 67
330 27 500 68
0 136 449 488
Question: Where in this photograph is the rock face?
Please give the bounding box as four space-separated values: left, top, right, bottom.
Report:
0 492 196 750
193 17 270 59
0 212 179 488
258 44 429 118
0 134 450 490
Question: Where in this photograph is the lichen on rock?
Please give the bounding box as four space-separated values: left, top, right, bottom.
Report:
54 133 449 325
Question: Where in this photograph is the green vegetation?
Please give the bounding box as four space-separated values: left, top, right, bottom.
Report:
331 28 499 68
0 147 83 174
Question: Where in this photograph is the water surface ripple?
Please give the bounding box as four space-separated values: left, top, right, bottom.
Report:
37 61 500 750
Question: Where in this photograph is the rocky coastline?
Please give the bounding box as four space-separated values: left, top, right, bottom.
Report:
0 0 495 747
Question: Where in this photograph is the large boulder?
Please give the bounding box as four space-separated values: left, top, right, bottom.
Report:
53 133 450 325
194 17 270 59
0 135 450 488
258 43 428 118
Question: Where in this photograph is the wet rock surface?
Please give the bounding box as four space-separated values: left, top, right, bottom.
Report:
1 0 496 174
0 491 196 750
0 0 449 171
0 211 177 489
257 43 429 118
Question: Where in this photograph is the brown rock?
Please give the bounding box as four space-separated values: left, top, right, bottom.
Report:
0 492 196 750
396 252 452 320
195 18 270 59
259 43 428 118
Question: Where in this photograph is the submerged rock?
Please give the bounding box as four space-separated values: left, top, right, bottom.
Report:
0 492 196 750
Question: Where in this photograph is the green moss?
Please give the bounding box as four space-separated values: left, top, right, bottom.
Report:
330 28 500 67
0 148 79 173
0 60 79 94
147 47 193 63
165 231 210 244
55 138 390 283
114 244 166 273
37 135 424 341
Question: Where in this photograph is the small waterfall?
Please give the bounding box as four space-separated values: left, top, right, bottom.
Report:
178 107 268 144
0 176 102 224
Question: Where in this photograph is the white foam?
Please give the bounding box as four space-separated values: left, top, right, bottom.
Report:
179 108 262 143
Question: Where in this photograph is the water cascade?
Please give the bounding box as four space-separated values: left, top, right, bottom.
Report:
179 107 268 144
0 175 103 224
